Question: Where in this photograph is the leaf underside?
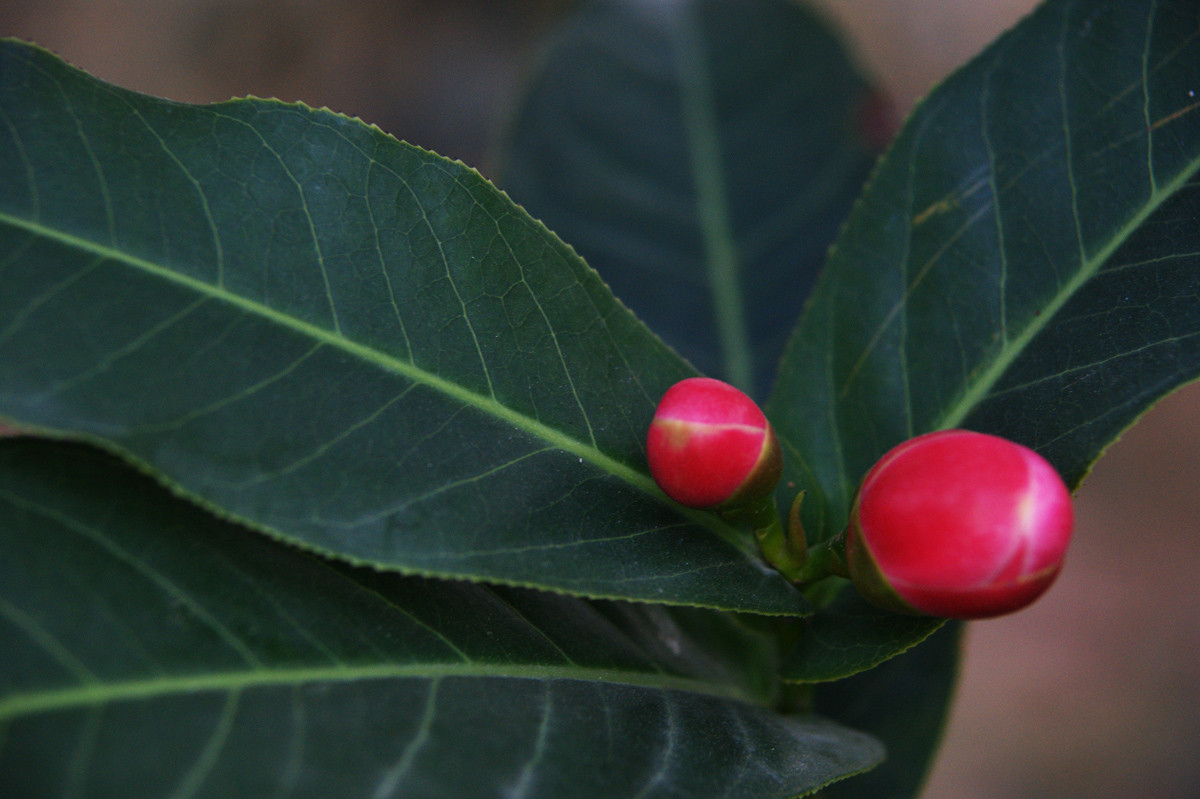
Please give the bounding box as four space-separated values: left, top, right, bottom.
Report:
0 440 882 798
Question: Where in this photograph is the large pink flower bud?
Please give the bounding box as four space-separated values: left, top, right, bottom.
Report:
647 378 782 510
846 429 1073 619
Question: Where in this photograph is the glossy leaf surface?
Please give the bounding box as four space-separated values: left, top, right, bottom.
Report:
772 0 1200 660
0 440 882 798
772 1 1200 794
497 0 883 396
0 40 807 615
770 0 1200 545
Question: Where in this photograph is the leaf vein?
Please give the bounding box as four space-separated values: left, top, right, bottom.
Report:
124 342 327 437
222 383 420 490
168 690 240 799
1058 6 1088 269
1143 0 1160 196
0 597 98 685
32 296 209 404
0 487 265 669
505 682 552 799
127 103 226 287
372 677 440 799
0 256 104 350
209 110 341 334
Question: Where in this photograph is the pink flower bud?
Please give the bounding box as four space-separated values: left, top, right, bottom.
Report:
846 429 1073 619
646 377 782 509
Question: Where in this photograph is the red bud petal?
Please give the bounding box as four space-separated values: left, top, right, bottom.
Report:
646 378 781 509
847 429 1073 619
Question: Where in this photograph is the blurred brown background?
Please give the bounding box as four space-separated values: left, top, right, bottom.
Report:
4 1 1198 796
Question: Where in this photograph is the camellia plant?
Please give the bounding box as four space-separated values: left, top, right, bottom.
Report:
1 0 1198 796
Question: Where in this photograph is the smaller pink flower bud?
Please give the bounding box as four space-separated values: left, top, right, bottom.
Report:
646 377 782 510
846 429 1073 619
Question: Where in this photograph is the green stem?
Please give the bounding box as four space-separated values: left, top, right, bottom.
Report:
735 494 807 581
736 492 851 587
794 531 850 584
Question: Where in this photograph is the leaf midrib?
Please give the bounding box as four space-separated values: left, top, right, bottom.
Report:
0 210 738 545
0 661 761 720
673 7 753 393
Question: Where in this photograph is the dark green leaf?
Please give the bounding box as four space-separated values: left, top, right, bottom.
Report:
770 0 1199 792
0 440 881 798
770 0 1200 543
813 623 962 799
496 0 883 396
768 0 1200 673
779 588 944 683
0 39 807 615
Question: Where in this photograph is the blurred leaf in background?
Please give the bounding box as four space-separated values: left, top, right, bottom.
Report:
497 0 888 396
0 440 882 798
